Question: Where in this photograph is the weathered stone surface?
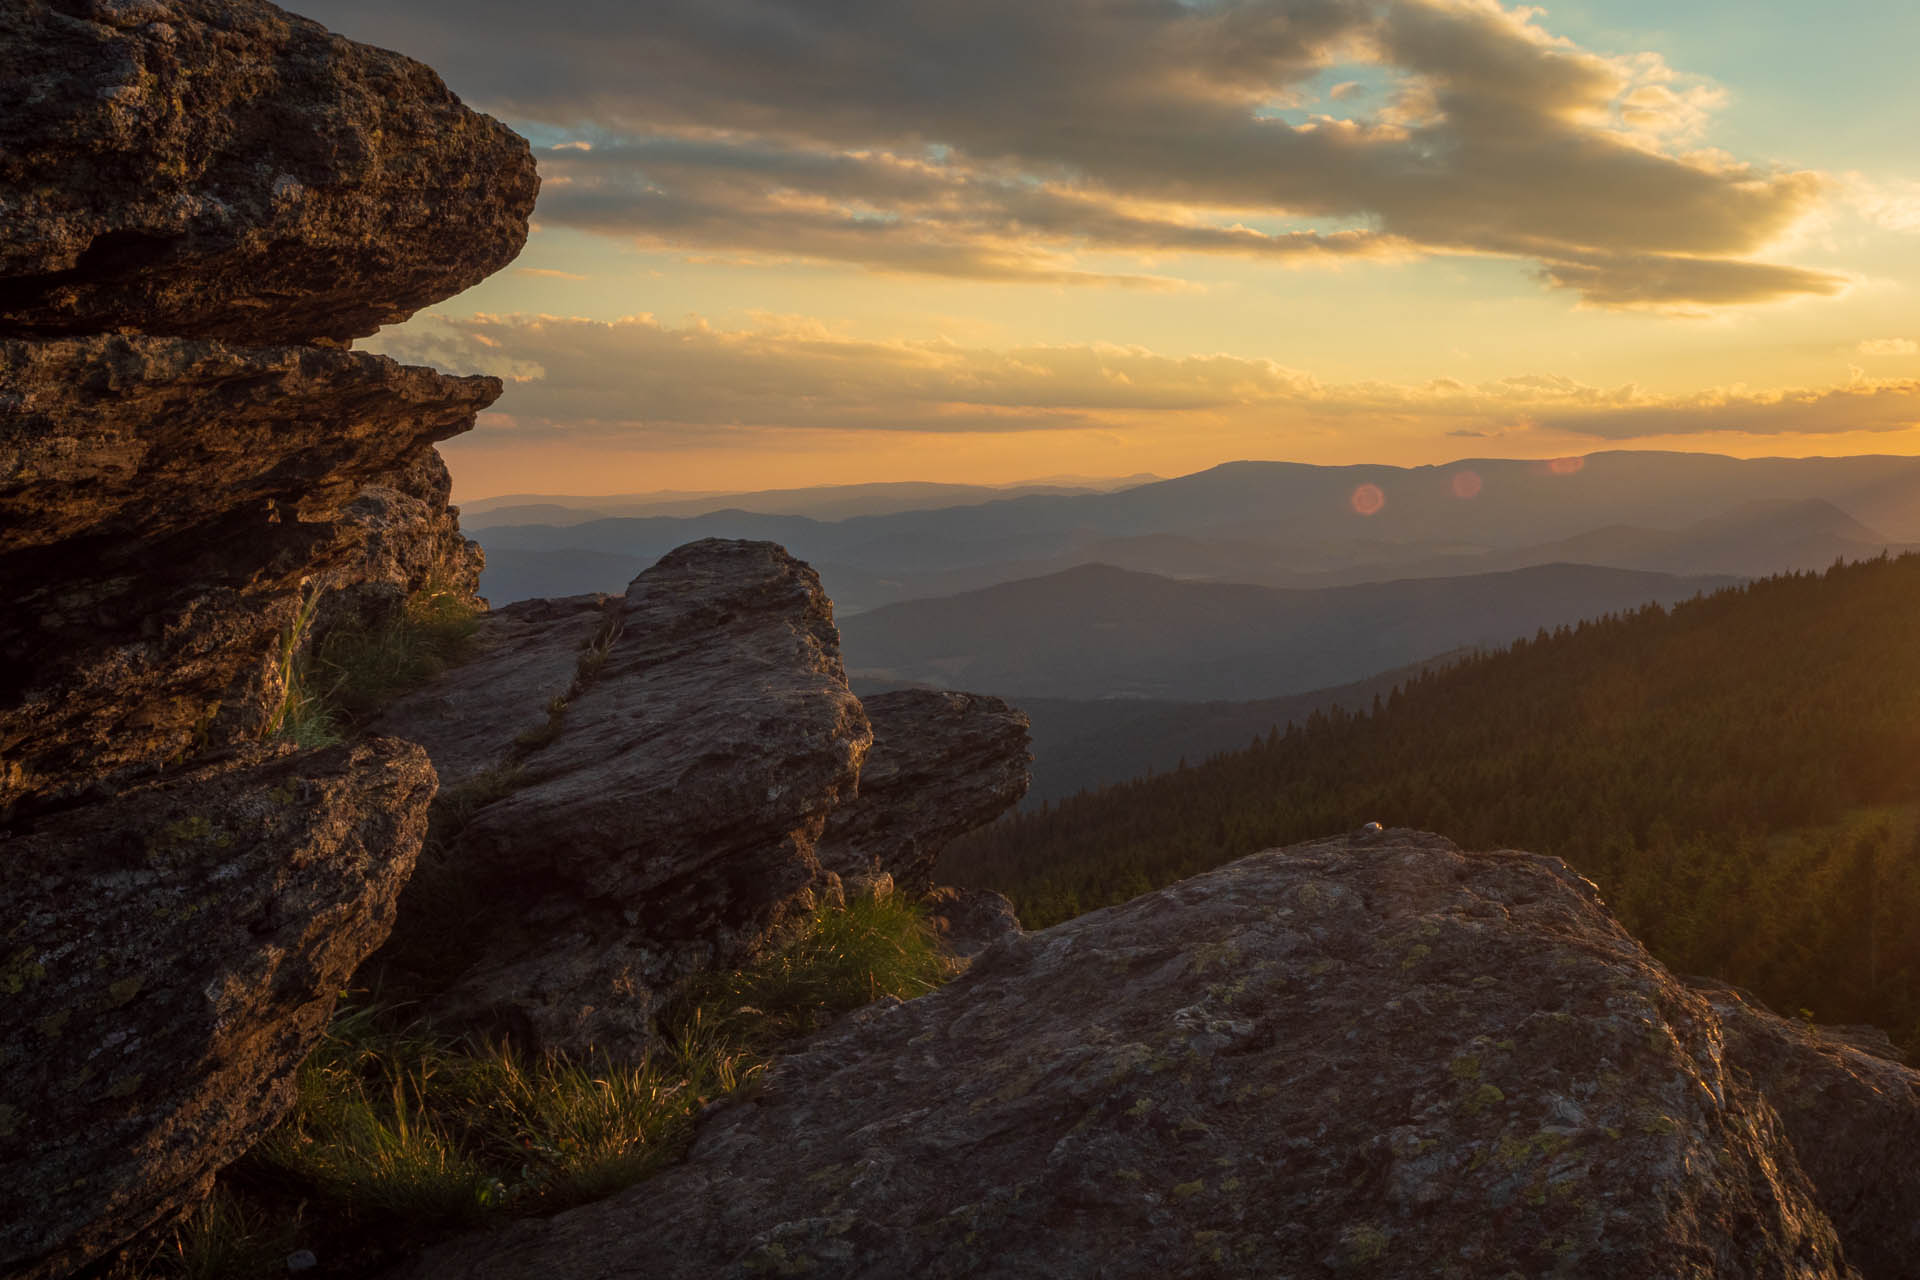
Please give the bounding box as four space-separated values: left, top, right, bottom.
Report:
816 689 1030 896
0 738 434 1280
1696 981 1920 1280
378 541 872 1055
312 447 487 638
0 335 497 557
365 592 611 793
0 0 537 344
407 831 1858 1280
920 885 1023 960
0 335 496 816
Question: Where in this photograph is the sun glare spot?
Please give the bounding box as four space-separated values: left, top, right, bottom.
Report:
1351 483 1386 516
1450 469 1483 499
1548 456 1587 476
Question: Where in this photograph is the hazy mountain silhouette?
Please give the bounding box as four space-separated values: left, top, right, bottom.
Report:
461 477 1157 528
855 651 1471 809
474 452 1920 610
836 562 1735 702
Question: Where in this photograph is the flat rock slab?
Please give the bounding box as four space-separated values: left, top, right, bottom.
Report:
0 0 536 344
409 831 1859 1280
0 335 498 557
817 689 1030 895
0 738 434 1280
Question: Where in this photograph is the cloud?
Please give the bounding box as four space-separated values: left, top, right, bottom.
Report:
514 268 588 280
1540 381 1920 439
1859 338 1918 356
298 0 1838 308
375 311 1920 448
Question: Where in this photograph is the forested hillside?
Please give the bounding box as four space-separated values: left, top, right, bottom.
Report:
943 554 1920 1051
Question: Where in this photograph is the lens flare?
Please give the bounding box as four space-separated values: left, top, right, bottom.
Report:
1451 470 1483 499
1548 456 1586 476
1350 483 1386 516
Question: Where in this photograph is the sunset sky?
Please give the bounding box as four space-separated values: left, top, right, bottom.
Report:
298 0 1920 500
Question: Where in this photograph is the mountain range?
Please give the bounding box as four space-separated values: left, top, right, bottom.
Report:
475 452 1920 613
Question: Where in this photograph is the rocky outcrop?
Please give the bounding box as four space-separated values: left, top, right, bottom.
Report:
0 739 435 1280
0 1 534 1270
370 541 873 1055
409 831 1874 1280
0 0 536 345
1697 981 1920 1280
0 335 498 812
816 689 1030 895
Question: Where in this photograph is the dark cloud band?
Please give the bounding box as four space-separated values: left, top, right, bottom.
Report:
302 0 1841 307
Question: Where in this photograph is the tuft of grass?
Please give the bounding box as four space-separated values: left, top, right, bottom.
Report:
304 574 481 726
188 894 947 1277
138 1187 299 1280
266 583 342 747
671 894 950 1049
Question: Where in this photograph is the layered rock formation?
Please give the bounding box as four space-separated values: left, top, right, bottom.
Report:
369 540 1034 1057
0 0 536 344
409 830 1913 1280
0 741 434 1280
0 335 498 810
0 2 536 1273
0 0 534 820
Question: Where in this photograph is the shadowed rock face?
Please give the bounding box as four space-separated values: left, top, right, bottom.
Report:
405 831 1867 1280
0 739 434 1280
816 689 1031 896
371 541 874 1057
1696 982 1920 1280
0 334 499 816
0 0 537 344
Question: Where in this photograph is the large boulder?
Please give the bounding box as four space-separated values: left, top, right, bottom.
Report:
0 0 537 345
816 689 1031 896
0 738 435 1280
407 831 1865 1280
369 541 873 1056
0 334 499 816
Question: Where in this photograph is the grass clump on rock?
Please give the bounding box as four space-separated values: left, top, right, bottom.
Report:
140 892 949 1278
269 573 481 748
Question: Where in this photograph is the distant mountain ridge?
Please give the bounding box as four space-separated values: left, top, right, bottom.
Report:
475 451 1920 611
837 560 1735 702
462 476 1160 527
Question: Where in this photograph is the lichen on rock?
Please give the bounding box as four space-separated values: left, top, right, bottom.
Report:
0 739 435 1280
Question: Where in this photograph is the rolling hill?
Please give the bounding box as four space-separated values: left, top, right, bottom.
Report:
837 561 1735 702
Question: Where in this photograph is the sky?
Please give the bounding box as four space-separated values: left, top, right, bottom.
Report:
295 0 1920 500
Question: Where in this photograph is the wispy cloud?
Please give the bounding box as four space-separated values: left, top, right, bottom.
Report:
299 0 1839 308
376 312 1920 446
514 267 589 280
1858 338 1918 356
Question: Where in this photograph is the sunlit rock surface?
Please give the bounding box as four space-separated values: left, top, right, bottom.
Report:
0 740 433 1280
0 334 497 816
0 0 536 344
408 830 1876 1280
